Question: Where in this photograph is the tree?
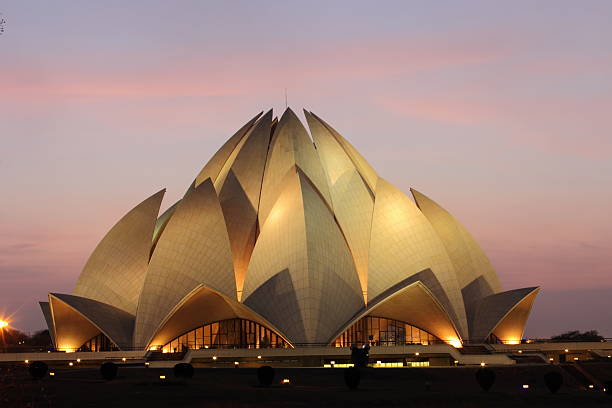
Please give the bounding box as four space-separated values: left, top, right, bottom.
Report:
550 330 604 342
29 330 52 347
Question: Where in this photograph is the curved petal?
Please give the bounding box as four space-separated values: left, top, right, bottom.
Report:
148 284 291 349
39 302 56 347
134 179 235 348
217 112 272 299
194 111 263 187
243 169 364 344
49 293 135 350
307 111 378 194
411 188 502 297
306 110 374 301
258 108 332 229
369 179 467 336
73 189 165 314
331 280 462 346
470 287 540 343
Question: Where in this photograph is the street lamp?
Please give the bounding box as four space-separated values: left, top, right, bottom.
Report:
0 319 9 352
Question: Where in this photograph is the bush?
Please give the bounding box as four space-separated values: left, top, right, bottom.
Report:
173 363 194 379
257 366 275 387
344 367 361 390
544 371 563 393
475 368 495 392
100 362 118 381
604 381 611 396
350 345 370 368
28 361 48 379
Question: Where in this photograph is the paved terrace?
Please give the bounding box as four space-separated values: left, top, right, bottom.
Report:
1 342 610 367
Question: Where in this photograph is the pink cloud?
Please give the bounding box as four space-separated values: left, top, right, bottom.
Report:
374 89 612 158
1 33 504 103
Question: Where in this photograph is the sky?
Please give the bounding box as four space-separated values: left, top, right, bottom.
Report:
1 1 611 338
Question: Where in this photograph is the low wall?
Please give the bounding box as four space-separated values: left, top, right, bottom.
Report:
0 350 146 363
7 342 609 366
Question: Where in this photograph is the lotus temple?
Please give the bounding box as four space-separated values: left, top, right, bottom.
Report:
39 108 543 359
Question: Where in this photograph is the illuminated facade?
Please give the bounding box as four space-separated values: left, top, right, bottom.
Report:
40 108 539 352
163 318 289 352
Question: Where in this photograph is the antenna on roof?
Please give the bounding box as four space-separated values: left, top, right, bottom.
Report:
285 88 288 109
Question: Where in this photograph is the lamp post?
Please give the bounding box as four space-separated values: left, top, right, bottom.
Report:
0 320 9 353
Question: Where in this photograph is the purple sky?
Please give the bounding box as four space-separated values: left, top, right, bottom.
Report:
1 1 611 337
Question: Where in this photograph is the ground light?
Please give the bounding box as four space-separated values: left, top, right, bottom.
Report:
281 378 290 385
523 384 529 389
257 355 262 359
122 358 126 362
212 356 217 360
588 385 594 389
159 375 166 380
24 360 29 364
76 358 81 363
69 362 73 366
480 362 486 367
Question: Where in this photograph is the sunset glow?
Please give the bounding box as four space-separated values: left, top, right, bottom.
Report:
1 1 610 339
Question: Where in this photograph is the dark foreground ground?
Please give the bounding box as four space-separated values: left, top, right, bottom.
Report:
1 363 611 407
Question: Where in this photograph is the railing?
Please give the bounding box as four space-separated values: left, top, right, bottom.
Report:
1 338 608 354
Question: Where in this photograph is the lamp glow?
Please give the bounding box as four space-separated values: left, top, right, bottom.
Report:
212 356 217 360
281 378 290 384
257 355 262 359
450 340 462 348
522 384 529 389
159 375 166 380
69 362 73 366
49 372 55 376
0 320 8 329
480 362 485 367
